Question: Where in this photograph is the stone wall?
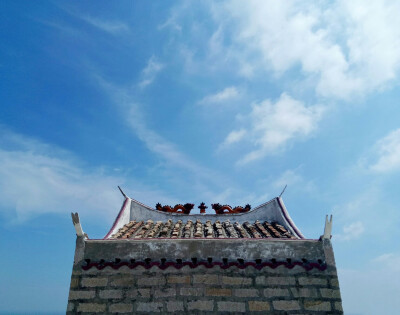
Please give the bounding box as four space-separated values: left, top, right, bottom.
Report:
67 263 343 314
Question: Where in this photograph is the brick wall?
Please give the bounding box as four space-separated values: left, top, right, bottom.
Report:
67 264 343 314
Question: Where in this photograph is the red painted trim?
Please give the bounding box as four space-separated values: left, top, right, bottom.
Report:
82 260 327 271
277 197 305 239
103 198 129 239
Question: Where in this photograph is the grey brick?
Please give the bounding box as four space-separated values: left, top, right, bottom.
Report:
67 302 75 312
154 288 176 298
218 301 246 312
330 277 340 287
126 288 151 298
77 303 106 312
110 277 135 287
193 274 219 284
167 275 190 284
136 302 163 312
70 278 79 289
264 288 290 297
234 288 259 297
304 300 332 311
205 288 232 296
179 287 204 296
81 277 108 287
109 303 133 313
137 276 166 286
99 290 123 299
69 290 95 300
273 300 301 311
256 276 296 286
248 301 271 311
187 300 214 311
320 288 341 298
291 287 319 298
335 301 343 311
222 276 252 286
298 277 328 286
167 301 184 312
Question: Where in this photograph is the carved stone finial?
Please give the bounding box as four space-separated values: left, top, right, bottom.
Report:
198 202 208 214
322 215 333 239
71 212 87 238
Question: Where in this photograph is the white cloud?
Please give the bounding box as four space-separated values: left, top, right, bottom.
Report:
223 93 324 164
164 0 400 100
138 56 164 89
335 221 365 241
81 16 129 34
369 129 400 173
198 86 240 104
372 253 400 272
0 130 122 223
222 129 247 147
0 129 182 226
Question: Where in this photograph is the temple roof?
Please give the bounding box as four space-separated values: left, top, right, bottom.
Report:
103 192 304 240
110 219 297 239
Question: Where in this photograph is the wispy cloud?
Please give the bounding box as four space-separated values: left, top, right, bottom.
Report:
198 86 240 105
369 128 400 173
0 129 122 223
0 128 181 225
168 1 400 100
81 15 129 34
138 56 165 89
95 76 230 202
222 93 324 164
335 221 365 241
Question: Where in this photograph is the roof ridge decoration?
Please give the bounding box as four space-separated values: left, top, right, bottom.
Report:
155 203 194 214
103 187 306 240
212 203 251 214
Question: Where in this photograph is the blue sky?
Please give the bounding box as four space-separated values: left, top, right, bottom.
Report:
1 1 400 314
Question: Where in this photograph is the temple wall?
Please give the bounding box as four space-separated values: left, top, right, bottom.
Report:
67 263 343 314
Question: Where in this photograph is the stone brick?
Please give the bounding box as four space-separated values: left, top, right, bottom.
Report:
273 300 301 311
167 275 190 284
137 276 166 286
193 274 219 284
77 303 106 312
67 302 75 312
99 289 123 299
126 288 151 298
222 276 252 286
205 288 232 296
330 277 340 288
298 277 328 286
291 287 319 298
154 288 176 298
109 303 133 313
218 301 246 312
320 288 341 299
304 300 332 311
110 277 135 287
234 288 259 297
69 290 95 300
136 302 163 312
70 278 79 289
179 287 204 296
187 300 214 311
264 288 290 297
335 301 343 311
167 301 184 312
256 276 296 286
248 301 271 311
81 277 108 287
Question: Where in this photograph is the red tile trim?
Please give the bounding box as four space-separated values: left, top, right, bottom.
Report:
82 260 326 271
